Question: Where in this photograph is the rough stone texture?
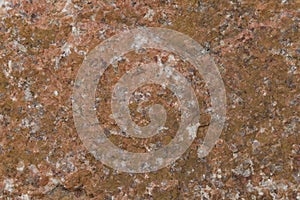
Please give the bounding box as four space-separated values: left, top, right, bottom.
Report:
0 0 299 199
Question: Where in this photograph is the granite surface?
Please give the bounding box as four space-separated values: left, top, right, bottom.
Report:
0 0 299 199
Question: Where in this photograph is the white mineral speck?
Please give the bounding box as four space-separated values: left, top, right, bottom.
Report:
29 164 40 174
17 161 25 172
61 42 72 57
4 178 14 193
20 194 30 200
24 87 33 101
144 8 155 21
187 123 200 139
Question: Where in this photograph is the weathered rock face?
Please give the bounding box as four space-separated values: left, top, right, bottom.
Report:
0 0 299 199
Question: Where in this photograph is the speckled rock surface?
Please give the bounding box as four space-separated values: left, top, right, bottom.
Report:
0 0 299 199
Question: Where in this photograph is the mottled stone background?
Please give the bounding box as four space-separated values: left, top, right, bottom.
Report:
0 0 299 199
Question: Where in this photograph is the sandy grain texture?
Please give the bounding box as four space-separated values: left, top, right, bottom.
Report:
0 0 299 199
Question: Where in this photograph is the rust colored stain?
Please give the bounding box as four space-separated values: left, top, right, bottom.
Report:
0 0 299 199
